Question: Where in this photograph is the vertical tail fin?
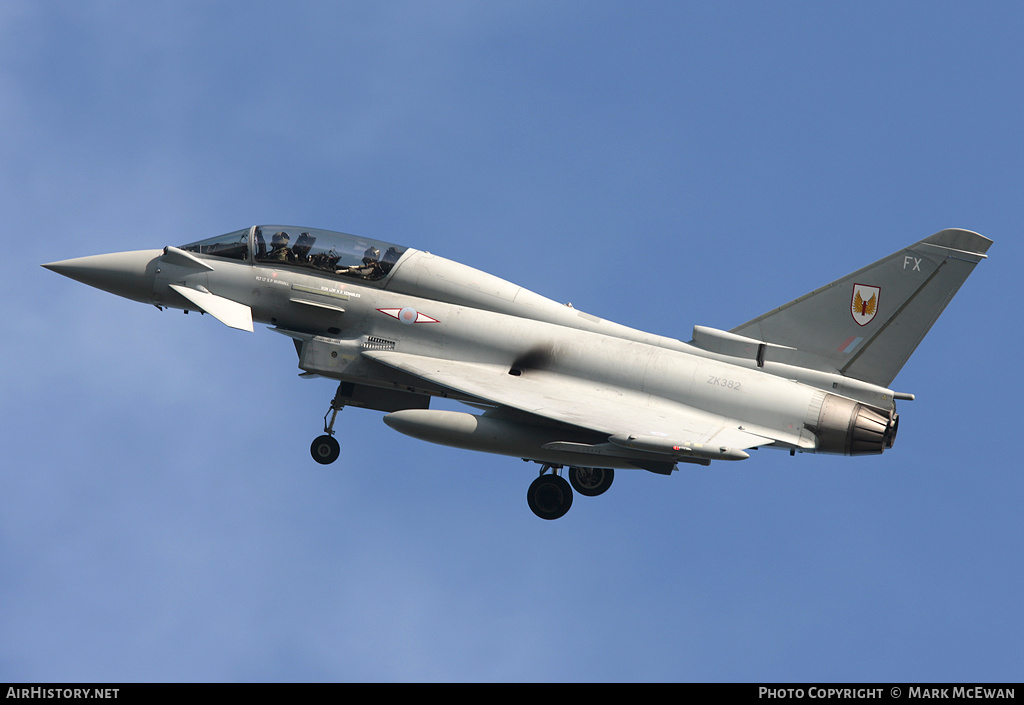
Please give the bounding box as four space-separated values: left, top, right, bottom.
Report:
730 229 992 387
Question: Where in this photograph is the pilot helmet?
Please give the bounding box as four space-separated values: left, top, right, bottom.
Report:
272 232 290 247
363 246 380 264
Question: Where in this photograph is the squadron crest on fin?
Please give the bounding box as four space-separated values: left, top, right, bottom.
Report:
851 284 880 326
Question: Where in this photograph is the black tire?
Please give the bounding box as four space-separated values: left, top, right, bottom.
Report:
310 435 340 465
527 474 573 520
568 467 614 497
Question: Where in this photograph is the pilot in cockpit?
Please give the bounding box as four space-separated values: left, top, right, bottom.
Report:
337 246 383 278
266 231 292 262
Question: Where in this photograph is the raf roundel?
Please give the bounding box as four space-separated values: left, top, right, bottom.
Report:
376 307 440 324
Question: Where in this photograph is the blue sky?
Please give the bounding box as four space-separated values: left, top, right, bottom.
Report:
2 1 1021 682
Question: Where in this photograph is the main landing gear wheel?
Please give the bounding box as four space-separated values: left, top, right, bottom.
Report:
310 435 340 465
527 473 573 520
568 466 614 497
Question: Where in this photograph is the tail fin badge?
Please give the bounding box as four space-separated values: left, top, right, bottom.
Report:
851 284 880 326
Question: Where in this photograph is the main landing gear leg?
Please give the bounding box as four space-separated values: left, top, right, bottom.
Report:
527 465 573 520
310 383 344 465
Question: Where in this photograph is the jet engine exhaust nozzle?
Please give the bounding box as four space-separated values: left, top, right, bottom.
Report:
814 393 899 456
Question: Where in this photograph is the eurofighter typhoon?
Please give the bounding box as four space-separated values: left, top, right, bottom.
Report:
43 226 991 519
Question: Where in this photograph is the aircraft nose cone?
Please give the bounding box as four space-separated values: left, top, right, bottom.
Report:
42 249 164 304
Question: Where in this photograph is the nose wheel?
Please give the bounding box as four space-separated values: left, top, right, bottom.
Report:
310 383 346 465
311 435 340 465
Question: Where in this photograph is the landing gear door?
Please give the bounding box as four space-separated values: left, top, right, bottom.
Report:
298 336 364 377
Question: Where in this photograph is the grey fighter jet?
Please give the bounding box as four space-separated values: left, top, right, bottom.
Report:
43 226 991 519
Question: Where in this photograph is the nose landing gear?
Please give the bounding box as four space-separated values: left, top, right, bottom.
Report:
310 434 340 465
310 383 345 465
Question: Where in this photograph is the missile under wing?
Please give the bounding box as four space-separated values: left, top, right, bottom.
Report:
43 225 992 519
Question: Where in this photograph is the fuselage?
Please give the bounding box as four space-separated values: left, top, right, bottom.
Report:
44 225 901 469
42 224 996 519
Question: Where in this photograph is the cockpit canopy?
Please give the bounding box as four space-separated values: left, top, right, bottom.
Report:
179 225 408 282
